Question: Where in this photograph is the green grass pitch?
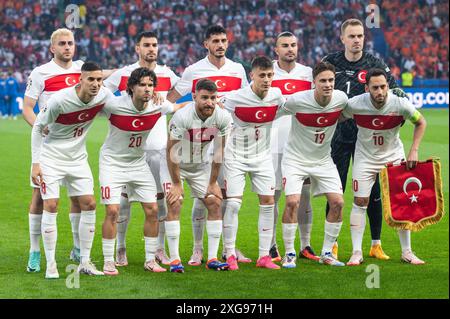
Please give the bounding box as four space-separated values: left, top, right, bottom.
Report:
0 109 448 299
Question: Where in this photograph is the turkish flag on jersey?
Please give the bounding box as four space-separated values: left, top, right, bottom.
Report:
109 113 162 132
354 114 404 130
234 105 278 124
295 110 342 128
44 73 80 92
192 76 242 93
55 103 104 125
118 76 172 92
186 127 219 142
380 158 445 231
271 79 311 95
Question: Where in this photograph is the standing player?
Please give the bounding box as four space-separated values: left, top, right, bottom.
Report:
167 25 251 265
222 56 285 271
344 68 426 266
269 31 318 262
322 18 404 260
103 31 180 267
0 72 6 118
31 62 112 278
23 28 85 272
279 62 348 268
163 79 232 273
100 68 184 275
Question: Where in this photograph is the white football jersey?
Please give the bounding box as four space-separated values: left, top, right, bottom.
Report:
100 94 174 171
343 92 417 163
271 61 313 153
224 86 285 162
103 62 180 151
173 57 249 98
25 59 84 111
32 86 113 165
168 102 232 169
281 89 348 165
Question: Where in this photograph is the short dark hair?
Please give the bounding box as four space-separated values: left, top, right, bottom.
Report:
340 18 364 35
204 25 227 40
136 31 158 44
312 62 335 79
251 56 273 70
275 31 296 45
365 68 388 84
195 78 217 93
126 67 158 97
81 61 101 72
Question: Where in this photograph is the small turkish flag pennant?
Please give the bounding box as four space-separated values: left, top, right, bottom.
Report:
380 158 445 231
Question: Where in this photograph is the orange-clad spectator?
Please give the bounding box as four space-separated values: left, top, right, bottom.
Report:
248 25 257 43
128 23 137 38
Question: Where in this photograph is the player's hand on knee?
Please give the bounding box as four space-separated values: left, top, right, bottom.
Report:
31 163 43 186
206 182 223 201
167 183 183 205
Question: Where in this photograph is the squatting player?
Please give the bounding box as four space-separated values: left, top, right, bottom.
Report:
163 79 232 273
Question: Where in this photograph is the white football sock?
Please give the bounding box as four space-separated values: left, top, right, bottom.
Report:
282 223 298 255
165 220 180 262
29 213 42 253
206 220 222 261
372 239 381 246
322 220 343 256
102 238 115 262
79 210 96 263
398 229 411 253
69 212 80 249
271 190 282 247
298 184 313 250
157 198 166 250
192 198 206 251
144 236 158 262
258 204 274 258
116 195 130 250
350 204 367 253
41 211 57 264
223 198 241 258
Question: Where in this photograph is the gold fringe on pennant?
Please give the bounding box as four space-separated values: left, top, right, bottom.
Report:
381 158 445 232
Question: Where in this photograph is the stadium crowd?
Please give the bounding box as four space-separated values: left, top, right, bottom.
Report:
0 0 448 83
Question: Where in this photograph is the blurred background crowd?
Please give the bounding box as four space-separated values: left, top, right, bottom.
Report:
0 0 448 85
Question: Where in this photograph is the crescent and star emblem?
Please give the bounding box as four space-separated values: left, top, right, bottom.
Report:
255 110 265 120
372 118 384 127
284 82 295 92
78 112 89 121
65 76 77 86
195 131 203 141
317 116 328 125
215 80 225 89
403 177 423 203
132 119 144 128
